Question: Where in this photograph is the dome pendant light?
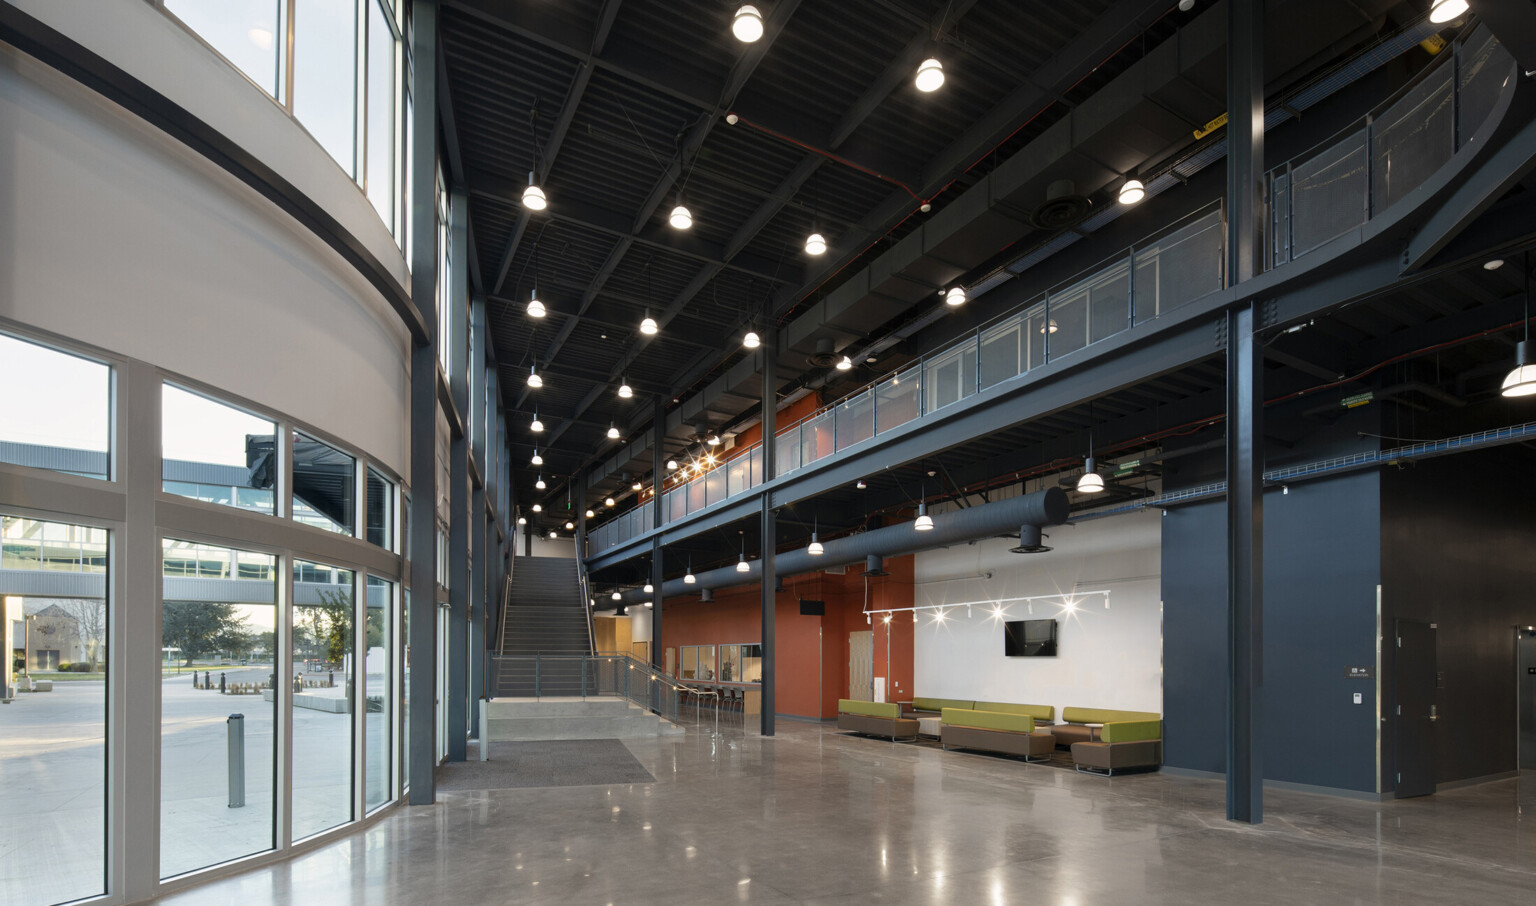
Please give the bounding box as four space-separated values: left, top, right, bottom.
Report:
1501 252 1536 398
1078 428 1105 493
607 423 621 440
1429 0 1468 24
531 412 544 433
805 231 827 256
535 474 546 490
669 202 693 230
1118 178 1146 205
612 590 622 601
531 503 542 513
644 582 654 594
566 521 575 530
640 310 659 335
737 554 750 573
913 482 935 531
605 496 616 507
667 459 679 471
743 327 761 349
683 558 696 585
585 508 595 518
531 449 543 466
915 58 945 93
527 363 543 388
526 289 546 318
807 518 824 556
732 5 764 42
522 170 547 211
517 515 527 525
836 355 853 371
945 286 966 307
618 379 633 399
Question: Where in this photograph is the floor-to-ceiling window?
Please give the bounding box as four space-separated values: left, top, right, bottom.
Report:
291 560 356 840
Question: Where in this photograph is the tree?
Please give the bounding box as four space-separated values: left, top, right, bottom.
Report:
161 601 245 667
297 589 354 666
59 599 107 671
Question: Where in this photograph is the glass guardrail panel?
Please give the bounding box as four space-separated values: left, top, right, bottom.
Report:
1289 129 1367 259
1133 210 1224 324
668 487 685 522
686 475 706 513
1370 62 1453 214
980 315 1024 390
727 454 748 496
748 445 761 487
836 390 874 452
1088 263 1131 346
923 345 974 412
1045 288 1086 361
801 410 834 465
1459 26 1512 148
874 367 921 435
705 466 726 506
775 427 799 476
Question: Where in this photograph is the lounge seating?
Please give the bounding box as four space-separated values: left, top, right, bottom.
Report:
902 697 975 719
1071 719 1163 775
972 700 1054 726
837 699 919 741
1051 707 1161 747
939 708 1055 762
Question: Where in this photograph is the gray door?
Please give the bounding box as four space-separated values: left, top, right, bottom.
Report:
1394 619 1437 798
1519 628 1536 771
848 631 873 702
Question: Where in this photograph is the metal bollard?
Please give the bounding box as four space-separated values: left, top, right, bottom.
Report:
227 713 245 808
219 672 227 693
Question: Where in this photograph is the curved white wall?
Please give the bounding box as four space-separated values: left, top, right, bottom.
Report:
0 45 411 473
913 509 1163 715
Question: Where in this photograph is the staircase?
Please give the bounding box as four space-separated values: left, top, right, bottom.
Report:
484 697 684 740
494 556 593 697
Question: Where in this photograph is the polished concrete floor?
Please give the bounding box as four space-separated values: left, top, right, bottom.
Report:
152 719 1536 905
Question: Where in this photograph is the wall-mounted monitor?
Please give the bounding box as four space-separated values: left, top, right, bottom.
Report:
1004 619 1058 657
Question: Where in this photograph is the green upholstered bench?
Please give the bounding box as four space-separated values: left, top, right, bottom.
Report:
1052 707 1161 747
837 699 919 741
902 697 975 719
1070 719 1163 775
939 708 1055 762
972 701 1055 725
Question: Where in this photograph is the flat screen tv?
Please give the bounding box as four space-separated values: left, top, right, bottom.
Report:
1004 619 1058 657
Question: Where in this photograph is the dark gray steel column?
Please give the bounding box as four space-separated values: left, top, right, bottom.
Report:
650 537 663 668
760 335 777 736
447 439 468 760
652 398 666 667
469 495 487 735
406 0 440 804
1225 0 1264 825
576 472 587 555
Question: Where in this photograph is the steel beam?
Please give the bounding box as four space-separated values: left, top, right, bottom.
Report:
407 0 441 805
1225 0 1264 825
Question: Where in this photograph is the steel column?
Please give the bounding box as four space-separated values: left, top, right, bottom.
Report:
651 537 663 669
406 0 441 804
1225 0 1265 826
760 337 777 736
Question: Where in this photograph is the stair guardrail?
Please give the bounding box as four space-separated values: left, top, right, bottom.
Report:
489 652 688 722
574 539 596 656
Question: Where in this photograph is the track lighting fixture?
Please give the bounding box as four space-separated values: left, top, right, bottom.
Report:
522 171 547 211
531 503 542 513
605 497 616 507
1429 0 1467 24
743 328 761 349
607 423 621 439
640 311 659 335
535 475 546 490
836 355 853 371
1118 178 1146 205
527 364 543 388
1502 252 1536 397
945 286 966 307
531 412 544 432
618 379 633 399
526 289 546 318
531 449 543 466
732 5 764 42
669 202 692 230
805 231 827 256
915 57 944 92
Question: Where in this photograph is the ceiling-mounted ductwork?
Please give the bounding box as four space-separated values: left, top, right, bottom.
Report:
807 337 839 369
1010 524 1052 554
862 554 889 577
622 488 1069 604
1029 179 1093 231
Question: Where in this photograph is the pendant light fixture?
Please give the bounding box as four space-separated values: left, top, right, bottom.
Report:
1078 428 1105 493
522 170 547 211
585 508 595 518
565 521 575 530
913 483 934 531
667 459 679 471
946 286 966 307
618 378 633 399
807 517 824 555
743 327 761 348
1118 177 1146 205
605 496 616 507
517 515 527 525
640 311 659 335
669 200 692 230
531 449 543 466
1429 0 1468 23
535 474 546 490
836 355 853 371
531 411 544 433
644 582 654 594
915 57 944 92
805 231 827 256
527 363 543 388
548 530 557 539
732 4 764 42
1501 252 1536 397
684 558 696 584
607 423 621 439
631 479 643 491
532 503 542 513
736 554 750 573
612 589 622 601
526 289 546 318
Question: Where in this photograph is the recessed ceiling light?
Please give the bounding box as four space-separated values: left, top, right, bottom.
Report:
805 232 827 255
732 5 764 42
915 58 944 92
522 171 547 210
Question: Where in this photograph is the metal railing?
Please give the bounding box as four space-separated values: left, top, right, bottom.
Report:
1268 24 1512 267
489 653 689 722
574 539 595 655
588 206 1226 555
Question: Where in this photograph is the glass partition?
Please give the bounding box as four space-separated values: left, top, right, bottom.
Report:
2 515 109 903
293 431 357 535
719 644 742 683
160 538 275 879
364 575 394 812
739 644 763 683
680 646 698 681
366 467 395 549
836 389 875 452
0 332 111 480
291 560 355 840
162 384 276 514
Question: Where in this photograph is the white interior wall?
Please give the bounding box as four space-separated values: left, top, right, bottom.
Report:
630 609 653 644
0 48 411 473
913 509 1163 715
525 537 577 559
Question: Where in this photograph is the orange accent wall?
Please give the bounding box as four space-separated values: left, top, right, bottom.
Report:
660 554 915 719
729 392 822 451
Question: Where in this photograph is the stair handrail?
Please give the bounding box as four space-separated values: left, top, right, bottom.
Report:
574 538 596 656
